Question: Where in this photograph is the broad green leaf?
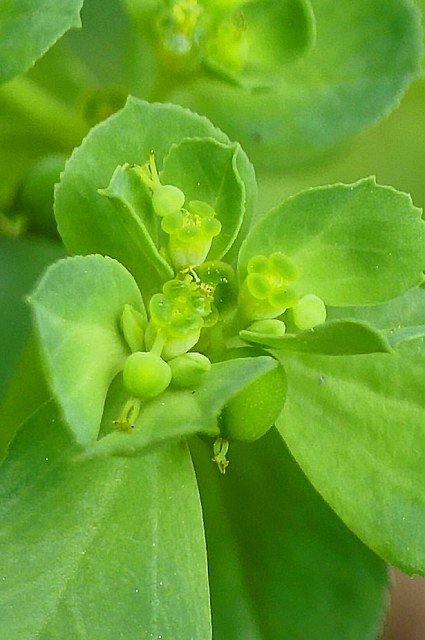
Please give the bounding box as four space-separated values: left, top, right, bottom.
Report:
161 137 248 261
98 164 173 298
0 0 83 84
240 319 392 355
238 178 425 306
169 0 422 168
55 97 256 292
277 339 425 575
202 0 316 89
191 430 388 640
327 287 425 348
87 356 277 457
0 401 212 639
29 255 145 447
0 236 63 401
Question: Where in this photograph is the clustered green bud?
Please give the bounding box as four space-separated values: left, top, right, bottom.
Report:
146 276 212 360
161 200 222 270
238 252 299 320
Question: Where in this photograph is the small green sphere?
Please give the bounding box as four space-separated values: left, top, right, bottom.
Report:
291 294 326 331
123 351 172 399
152 184 185 217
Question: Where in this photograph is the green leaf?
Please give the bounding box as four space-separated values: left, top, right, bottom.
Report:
0 236 64 401
327 287 425 348
0 0 83 84
238 178 425 306
241 319 392 355
161 137 248 261
0 402 212 639
169 0 422 168
55 97 256 291
203 0 316 89
29 254 145 448
191 430 388 640
98 163 173 298
87 356 277 457
277 339 425 575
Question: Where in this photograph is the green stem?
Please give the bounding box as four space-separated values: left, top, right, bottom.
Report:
0 76 88 149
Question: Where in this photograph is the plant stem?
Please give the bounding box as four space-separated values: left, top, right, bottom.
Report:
0 76 88 150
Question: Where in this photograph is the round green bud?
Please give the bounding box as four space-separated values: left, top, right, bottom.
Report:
219 349 287 442
152 184 185 217
247 319 286 337
290 294 327 331
123 351 172 399
169 352 212 388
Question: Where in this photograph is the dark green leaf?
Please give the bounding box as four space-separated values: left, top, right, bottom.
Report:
0 0 83 84
0 402 212 638
241 319 392 355
191 429 388 640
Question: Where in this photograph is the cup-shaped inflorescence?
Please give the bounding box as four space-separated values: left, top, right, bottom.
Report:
238 252 299 320
162 200 222 270
145 276 211 359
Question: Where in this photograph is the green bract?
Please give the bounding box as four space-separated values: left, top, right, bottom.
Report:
21 98 425 622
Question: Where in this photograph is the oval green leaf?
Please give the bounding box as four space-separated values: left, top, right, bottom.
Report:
0 402 212 638
55 97 256 292
29 254 145 447
277 340 425 575
238 178 425 306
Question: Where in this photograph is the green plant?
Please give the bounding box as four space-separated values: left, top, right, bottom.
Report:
1 1 425 638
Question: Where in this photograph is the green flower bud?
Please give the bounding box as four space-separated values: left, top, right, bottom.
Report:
169 352 212 387
247 319 286 337
161 200 222 269
152 184 185 217
238 252 299 320
290 294 327 331
123 351 172 399
120 304 146 352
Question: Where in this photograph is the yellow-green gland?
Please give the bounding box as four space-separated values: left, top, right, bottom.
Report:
290 294 327 331
123 351 172 399
220 356 287 442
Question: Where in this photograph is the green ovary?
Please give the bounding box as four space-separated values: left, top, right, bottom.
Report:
123 351 172 399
